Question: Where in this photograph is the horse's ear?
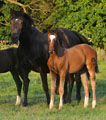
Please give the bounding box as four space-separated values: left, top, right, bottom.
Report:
10 9 14 15
48 29 51 36
55 28 58 34
20 8 24 15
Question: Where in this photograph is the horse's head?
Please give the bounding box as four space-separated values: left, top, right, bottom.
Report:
10 9 24 44
48 29 58 54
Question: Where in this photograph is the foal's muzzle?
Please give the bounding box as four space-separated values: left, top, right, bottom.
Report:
49 50 54 54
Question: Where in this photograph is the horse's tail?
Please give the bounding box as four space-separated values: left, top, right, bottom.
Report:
95 62 99 73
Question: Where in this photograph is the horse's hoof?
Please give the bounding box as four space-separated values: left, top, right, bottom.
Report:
49 104 53 110
64 94 71 103
47 99 50 105
76 95 81 102
15 95 21 105
15 102 20 106
23 102 28 107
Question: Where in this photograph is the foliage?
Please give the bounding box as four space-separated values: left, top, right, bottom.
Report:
0 0 106 49
43 0 106 49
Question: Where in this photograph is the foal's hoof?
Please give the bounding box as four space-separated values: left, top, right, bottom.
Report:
84 104 88 108
92 100 96 109
59 105 63 110
23 102 28 107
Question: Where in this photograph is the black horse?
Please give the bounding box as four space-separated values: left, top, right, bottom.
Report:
0 47 30 105
10 9 90 106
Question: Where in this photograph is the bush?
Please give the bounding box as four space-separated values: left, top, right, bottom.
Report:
0 0 106 49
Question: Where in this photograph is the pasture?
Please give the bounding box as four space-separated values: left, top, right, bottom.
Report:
0 47 106 120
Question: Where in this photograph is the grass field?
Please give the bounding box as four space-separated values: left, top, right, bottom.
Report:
0 56 106 120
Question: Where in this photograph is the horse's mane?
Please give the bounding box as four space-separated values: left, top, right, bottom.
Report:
23 13 35 27
72 31 90 45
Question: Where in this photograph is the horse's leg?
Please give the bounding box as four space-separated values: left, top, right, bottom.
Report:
49 71 56 109
89 70 96 108
75 73 81 102
68 74 74 103
11 70 22 105
63 73 68 103
80 72 89 108
55 75 60 95
40 72 50 104
20 70 30 106
59 73 66 110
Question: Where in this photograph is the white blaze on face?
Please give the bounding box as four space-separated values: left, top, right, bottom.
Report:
49 35 56 42
15 18 19 21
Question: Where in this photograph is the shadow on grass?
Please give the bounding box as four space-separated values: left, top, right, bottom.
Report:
0 79 106 108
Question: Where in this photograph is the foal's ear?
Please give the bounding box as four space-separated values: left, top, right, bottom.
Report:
48 29 51 37
10 9 14 15
20 8 24 15
48 29 50 33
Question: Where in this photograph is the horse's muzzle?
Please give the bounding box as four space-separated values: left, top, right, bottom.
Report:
11 33 19 44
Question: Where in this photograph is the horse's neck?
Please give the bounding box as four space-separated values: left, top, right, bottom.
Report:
19 26 41 46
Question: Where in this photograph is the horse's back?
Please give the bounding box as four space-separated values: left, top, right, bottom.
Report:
57 28 90 48
0 47 17 73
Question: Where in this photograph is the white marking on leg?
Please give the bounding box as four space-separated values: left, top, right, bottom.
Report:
49 35 56 42
84 96 89 108
49 99 54 110
16 95 21 105
59 96 63 110
92 100 96 108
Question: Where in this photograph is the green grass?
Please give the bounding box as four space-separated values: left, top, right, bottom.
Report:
0 60 106 120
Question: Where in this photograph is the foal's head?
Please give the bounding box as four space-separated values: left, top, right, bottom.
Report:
10 9 34 43
48 29 58 54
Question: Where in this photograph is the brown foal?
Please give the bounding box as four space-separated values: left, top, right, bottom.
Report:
47 29 98 110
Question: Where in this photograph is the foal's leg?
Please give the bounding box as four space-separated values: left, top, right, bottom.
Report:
11 70 22 105
89 70 96 108
20 70 30 106
80 72 89 108
59 72 66 109
40 72 50 104
49 71 56 109
55 74 68 104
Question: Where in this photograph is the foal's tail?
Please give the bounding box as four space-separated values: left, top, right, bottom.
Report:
95 62 99 73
